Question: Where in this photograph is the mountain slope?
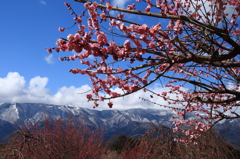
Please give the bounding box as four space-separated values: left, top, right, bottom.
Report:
0 102 239 146
0 103 175 140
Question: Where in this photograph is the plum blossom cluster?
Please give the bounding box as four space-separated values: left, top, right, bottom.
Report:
47 0 240 142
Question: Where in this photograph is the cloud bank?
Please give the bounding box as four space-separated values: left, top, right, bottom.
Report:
1 72 239 115
0 72 91 108
0 72 173 110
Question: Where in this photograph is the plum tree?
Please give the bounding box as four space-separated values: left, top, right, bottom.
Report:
47 0 240 142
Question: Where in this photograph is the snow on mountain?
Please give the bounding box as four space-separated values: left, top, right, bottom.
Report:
0 102 239 145
0 103 175 140
0 103 19 123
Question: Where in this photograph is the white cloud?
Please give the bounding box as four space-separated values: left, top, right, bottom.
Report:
29 76 48 88
184 0 236 22
45 54 55 64
40 1 46 5
112 0 131 8
51 85 92 106
0 72 178 110
109 0 143 21
0 72 26 99
0 72 92 107
103 84 187 110
1 72 238 116
87 55 95 60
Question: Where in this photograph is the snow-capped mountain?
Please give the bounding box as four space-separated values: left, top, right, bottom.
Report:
0 103 175 141
0 103 239 146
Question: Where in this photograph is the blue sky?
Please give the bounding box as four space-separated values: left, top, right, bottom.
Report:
1 0 88 91
1 0 169 110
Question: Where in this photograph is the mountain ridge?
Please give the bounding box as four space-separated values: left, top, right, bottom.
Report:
0 102 175 140
0 102 239 146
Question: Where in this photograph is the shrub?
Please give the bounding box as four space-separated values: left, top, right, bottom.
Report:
107 126 240 159
1 117 107 159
